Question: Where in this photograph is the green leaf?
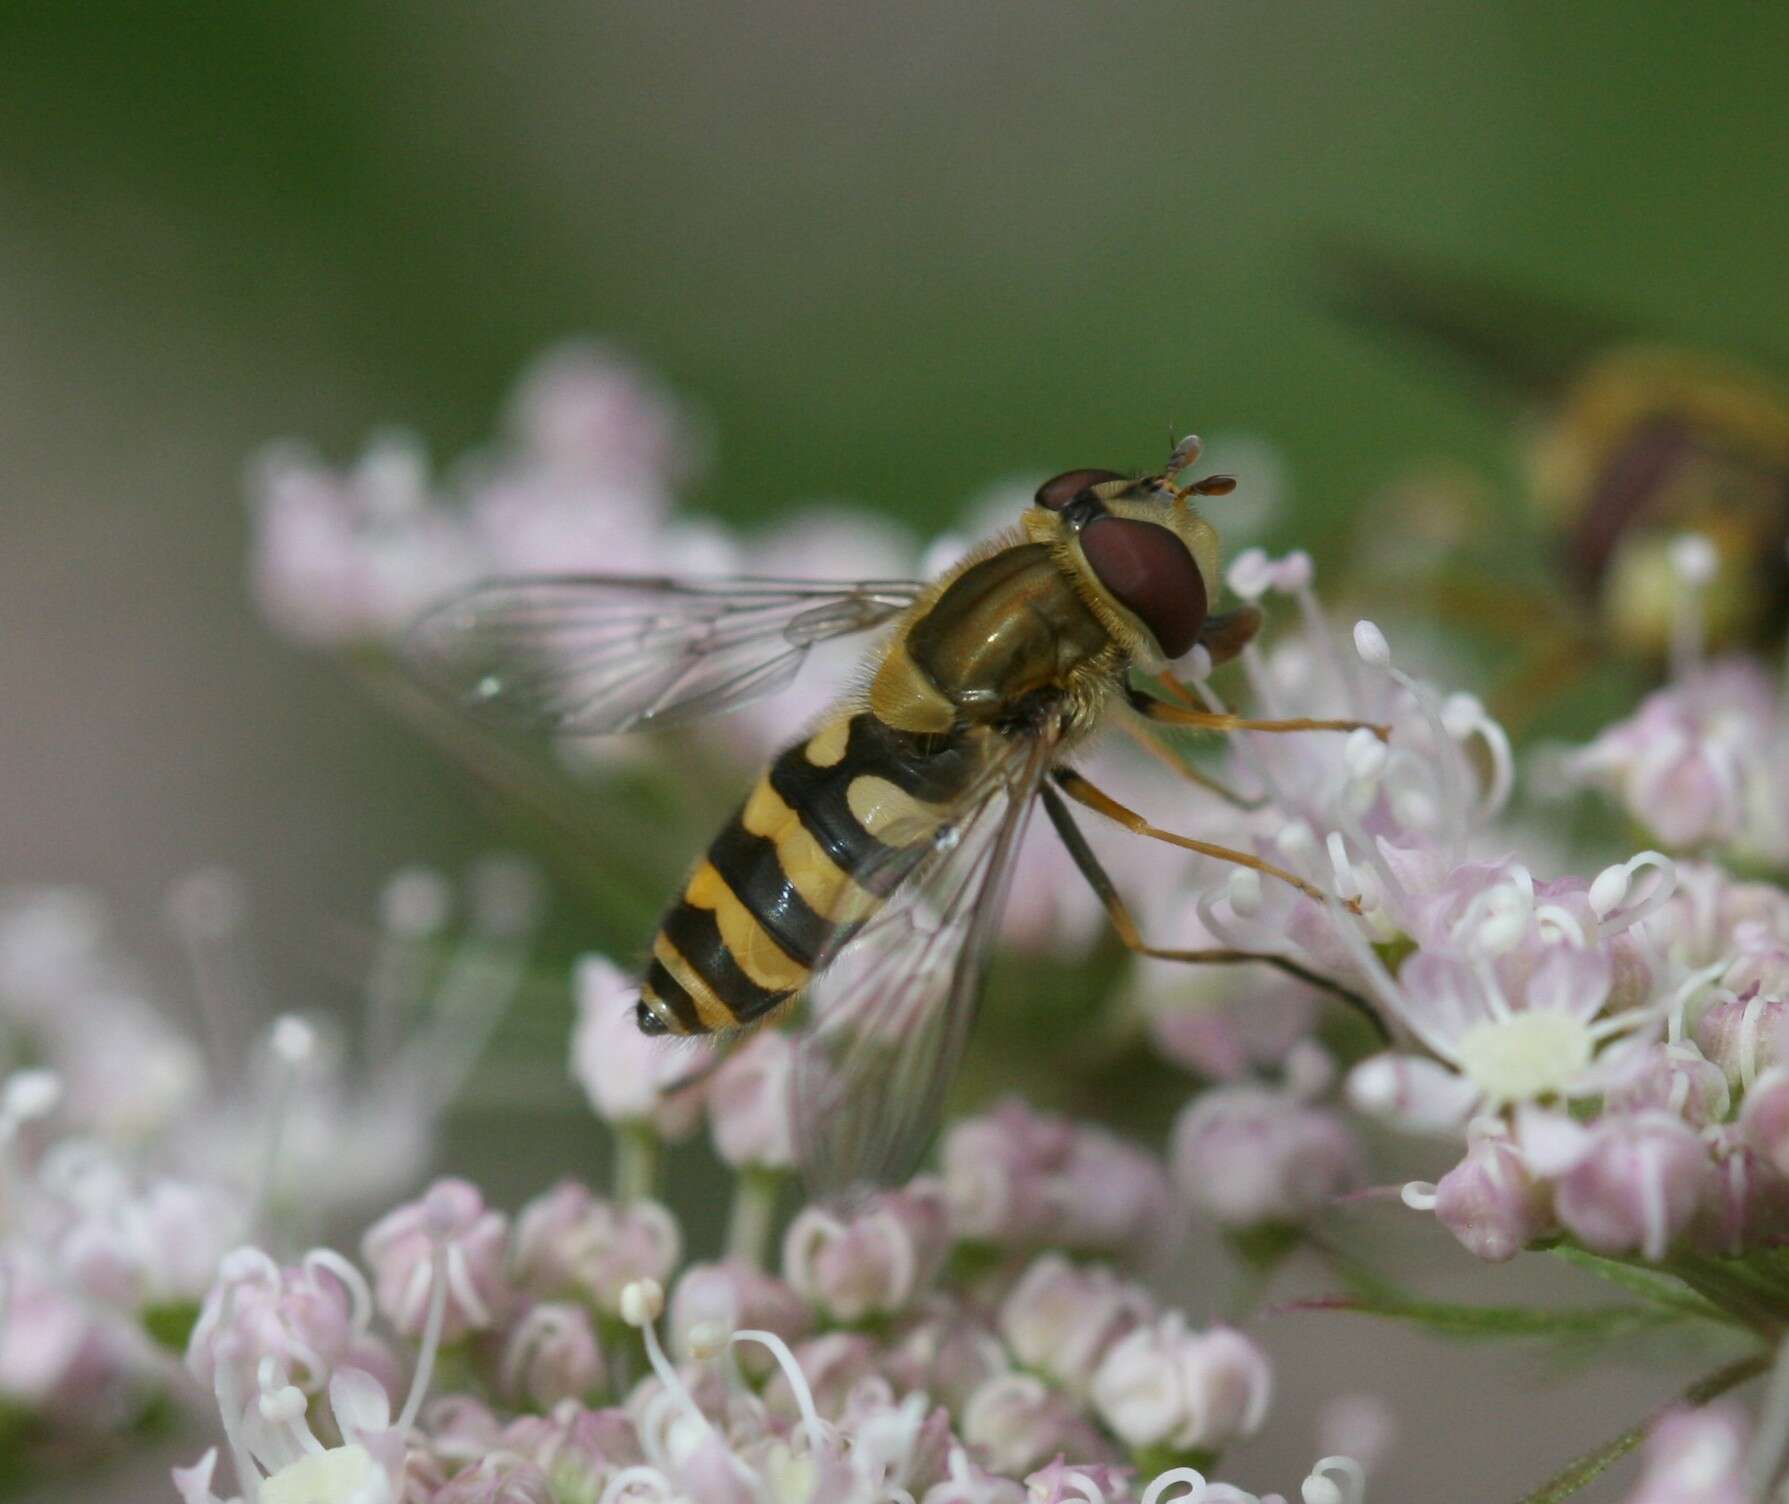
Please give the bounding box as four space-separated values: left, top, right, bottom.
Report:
1550 1248 1741 1326
1280 1291 1680 1342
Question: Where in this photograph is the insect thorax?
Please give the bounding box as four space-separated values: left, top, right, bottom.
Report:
871 542 1120 738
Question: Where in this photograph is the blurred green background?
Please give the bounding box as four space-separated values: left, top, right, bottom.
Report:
5 4 1789 1497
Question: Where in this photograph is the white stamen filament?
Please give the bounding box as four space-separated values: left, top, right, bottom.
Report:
732 1327 828 1455
1303 1455 1368 1504
304 1248 374 1334
1139 1465 1209 1504
622 1278 713 1441
1400 1181 1439 1211
212 1334 265 1504
252 1016 314 1237
396 1238 450 1434
365 865 451 1067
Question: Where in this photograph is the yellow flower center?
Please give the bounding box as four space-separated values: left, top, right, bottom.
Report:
1454 1010 1594 1104
262 1445 390 1504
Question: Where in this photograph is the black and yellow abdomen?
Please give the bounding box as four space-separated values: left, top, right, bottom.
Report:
639 710 986 1035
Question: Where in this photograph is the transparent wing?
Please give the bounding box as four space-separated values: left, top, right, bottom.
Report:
790 724 1059 1202
403 575 924 735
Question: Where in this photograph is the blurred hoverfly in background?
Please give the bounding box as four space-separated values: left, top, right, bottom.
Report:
1319 243 1789 719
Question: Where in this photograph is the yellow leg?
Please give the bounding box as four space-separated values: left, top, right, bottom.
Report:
1129 689 1391 742
1117 715 1265 811
1051 768 1359 913
1038 785 1384 1035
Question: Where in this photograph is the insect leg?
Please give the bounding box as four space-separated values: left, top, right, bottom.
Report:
1050 768 1358 913
1127 686 1390 742
1039 784 1385 1036
1116 715 1266 811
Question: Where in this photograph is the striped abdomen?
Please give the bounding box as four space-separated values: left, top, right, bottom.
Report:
640 711 985 1034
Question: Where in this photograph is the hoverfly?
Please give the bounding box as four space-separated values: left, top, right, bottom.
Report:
406 438 1375 1196
1319 243 1789 697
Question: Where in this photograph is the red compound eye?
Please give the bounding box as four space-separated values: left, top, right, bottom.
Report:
1079 515 1208 658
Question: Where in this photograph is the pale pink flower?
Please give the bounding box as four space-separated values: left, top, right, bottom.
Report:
1172 1078 1363 1229
668 1260 811 1374
569 956 704 1139
1544 1111 1713 1261
1622 1402 1750 1504
782 1180 951 1323
1603 1041 1731 1126
0 1253 142 1422
1740 1067 1789 1178
431 1456 557 1504
705 1030 797 1170
997 1255 1152 1397
878 1305 1009 1415
500 1302 604 1408
1568 658 1788 859
1426 1124 1554 1262
510 1181 682 1316
186 1246 385 1398
504 341 700 487
960 1372 1114 1477
1090 1315 1272 1454
362 1178 513 1340
1696 1125 1789 1255
247 435 480 647
919 1446 1027 1504
763 1331 880 1421
941 1099 1170 1257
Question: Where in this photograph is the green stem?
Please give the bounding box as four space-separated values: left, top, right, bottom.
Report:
726 1169 784 1270
615 1124 661 1205
1514 1351 1770 1504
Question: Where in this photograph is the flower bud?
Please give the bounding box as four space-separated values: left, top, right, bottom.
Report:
668 1261 810 1377
1090 1314 1272 1453
997 1255 1152 1397
878 1309 1010 1416
1696 986 1789 1091
1603 1042 1731 1127
1624 1402 1750 1504
431 1457 556 1504
762 1332 877 1422
1553 1112 1711 1262
500 1302 603 1408
186 1247 377 1396
705 1031 797 1170
570 956 703 1138
1741 1067 1789 1179
511 1181 681 1317
362 1178 512 1340
782 1180 950 1323
960 1372 1113 1477
941 1099 1169 1256
1431 1130 1553 1262
1172 1087 1364 1228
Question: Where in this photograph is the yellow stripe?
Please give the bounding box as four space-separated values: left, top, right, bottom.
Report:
684 861 811 993
846 774 942 841
804 716 851 767
651 935 738 1032
740 774 879 924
